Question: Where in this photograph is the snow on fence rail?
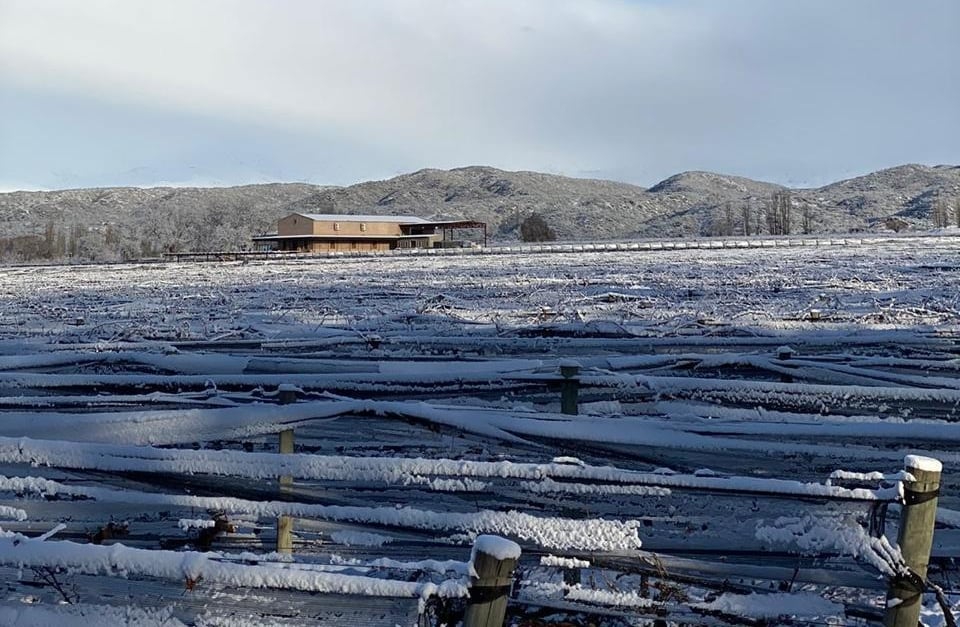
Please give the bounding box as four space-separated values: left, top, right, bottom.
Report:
0 529 469 607
2 371 957 621
0 436 900 503
0 441 949 624
0 527 525 627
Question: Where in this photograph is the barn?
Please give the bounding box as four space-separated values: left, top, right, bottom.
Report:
252 213 487 252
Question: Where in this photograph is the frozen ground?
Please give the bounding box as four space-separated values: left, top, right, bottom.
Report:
1 234 959 625
4 235 959 343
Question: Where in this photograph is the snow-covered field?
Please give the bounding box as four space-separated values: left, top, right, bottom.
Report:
1 234 960 625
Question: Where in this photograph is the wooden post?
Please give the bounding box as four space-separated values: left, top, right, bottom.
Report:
277 384 298 406
277 384 296 488
275 426 295 552
276 514 294 554
463 535 521 627
276 385 297 555
559 362 580 416
884 455 942 627
278 428 295 487
776 346 795 383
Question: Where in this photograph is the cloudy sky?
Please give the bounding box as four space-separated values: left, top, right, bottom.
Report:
1 0 957 191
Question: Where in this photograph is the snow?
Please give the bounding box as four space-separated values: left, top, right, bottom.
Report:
564 585 654 608
550 456 585 466
3 237 960 623
178 518 216 531
904 454 942 473
0 435 894 502
694 591 844 619
363 556 471 575
0 474 645 551
755 514 903 576
0 530 469 601
329 530 393 547
539 555 590 569
0 603 187 627
472 534 522 561
0 506 27 521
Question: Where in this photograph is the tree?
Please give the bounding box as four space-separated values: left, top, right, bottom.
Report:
722 202 734 236
741 204 752 236
519 213 556 242
765 190 793 235
885 217 909 233
711 202 735 236
41 222 57 259
800 203 814 234
954 198 960 228
932 198 950 228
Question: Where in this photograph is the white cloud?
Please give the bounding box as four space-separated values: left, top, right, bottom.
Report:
0 0 957 187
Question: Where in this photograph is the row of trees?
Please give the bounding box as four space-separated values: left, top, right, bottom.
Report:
0 201 280 263
0 223 113 263
711 191 817 237
4 193 959 262
931 197 960 229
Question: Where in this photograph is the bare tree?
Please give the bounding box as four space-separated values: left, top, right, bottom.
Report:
712 202 735 236
765 191 793 235
932 198 950 228
800 203 814 234
954 198 960 228
741 204 752 236
723 202 734 236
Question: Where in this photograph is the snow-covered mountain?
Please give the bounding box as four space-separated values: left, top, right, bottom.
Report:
0 164 957 260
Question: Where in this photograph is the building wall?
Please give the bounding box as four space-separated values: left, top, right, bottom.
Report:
397 236 440 249
308 240 391 252
310 220 403 237
279 238 391 252
272 215 457 252
277 215 316 236
278 215 408 237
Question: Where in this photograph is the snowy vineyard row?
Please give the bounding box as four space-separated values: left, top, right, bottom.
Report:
2 237 960 624
2 345 959 624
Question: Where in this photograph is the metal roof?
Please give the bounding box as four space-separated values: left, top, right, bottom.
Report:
294 213 433 224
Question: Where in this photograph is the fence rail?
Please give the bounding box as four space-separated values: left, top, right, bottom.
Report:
159 231 960 263
0 403 942 625
3 324 960 623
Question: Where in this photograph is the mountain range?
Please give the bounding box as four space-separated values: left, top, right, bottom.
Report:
0 164 957 261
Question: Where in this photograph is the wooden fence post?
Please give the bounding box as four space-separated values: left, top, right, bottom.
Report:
277 384 297 487
463 535 521 627
559 362 580 416
277 384 298 406
276 385 297 554
276 514 294 554
884 455 942 627
776 346 795 383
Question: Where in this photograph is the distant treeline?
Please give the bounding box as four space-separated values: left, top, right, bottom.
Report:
0 203 277 263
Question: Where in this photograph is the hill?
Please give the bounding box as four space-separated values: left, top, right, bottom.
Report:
0 164 957 261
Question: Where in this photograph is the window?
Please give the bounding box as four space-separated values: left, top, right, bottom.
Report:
360 223 367 232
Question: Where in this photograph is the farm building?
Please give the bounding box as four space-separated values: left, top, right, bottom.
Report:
252 213 487 252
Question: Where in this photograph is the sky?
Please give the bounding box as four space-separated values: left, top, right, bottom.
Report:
0 0 958 192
